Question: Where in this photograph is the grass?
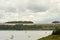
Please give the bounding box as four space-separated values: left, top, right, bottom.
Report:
38 35 60 40
38 29 60 40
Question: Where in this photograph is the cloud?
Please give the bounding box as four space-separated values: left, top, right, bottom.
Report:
27 0 50 12
0 0 60 23
39 2 60 23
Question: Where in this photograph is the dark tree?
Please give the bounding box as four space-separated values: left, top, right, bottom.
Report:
52 29 60 35
52 21 60 23
6 21 33 24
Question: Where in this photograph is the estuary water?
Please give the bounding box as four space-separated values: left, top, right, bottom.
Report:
0 30 53 40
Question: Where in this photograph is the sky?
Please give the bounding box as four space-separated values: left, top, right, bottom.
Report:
0 0 60 23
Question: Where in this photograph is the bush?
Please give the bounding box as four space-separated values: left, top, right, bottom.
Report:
52 21 60 23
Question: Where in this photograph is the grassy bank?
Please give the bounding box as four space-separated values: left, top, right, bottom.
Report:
38 35 60 40
38 29 60 40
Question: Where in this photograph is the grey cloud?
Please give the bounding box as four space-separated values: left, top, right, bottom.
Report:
43 17 60 23
27 0 50 12
49 5 60 14
0 10 6 19
0 14 4 19
0 0 60 23
0 7 17 13
0 0 50 13
0 6 26 13
27 5 48 12
48 2 60 17
5 7 17 13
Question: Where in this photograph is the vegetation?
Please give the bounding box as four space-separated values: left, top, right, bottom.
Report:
52 29 60 35
6 21 33 23
0 23 60 30
38 29 60 40
52 21 60 23
0 21 57 30
38 35 60 40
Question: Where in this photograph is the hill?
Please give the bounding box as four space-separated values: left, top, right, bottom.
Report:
6 21 33 24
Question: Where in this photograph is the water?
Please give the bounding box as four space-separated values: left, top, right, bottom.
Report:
0 30 53 40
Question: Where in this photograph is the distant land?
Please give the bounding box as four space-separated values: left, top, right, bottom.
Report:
0 21 59 30
6 21 33 24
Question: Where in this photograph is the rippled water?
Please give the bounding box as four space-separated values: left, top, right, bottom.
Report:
0 30 53 40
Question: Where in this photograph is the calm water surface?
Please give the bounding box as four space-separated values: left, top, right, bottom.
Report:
0 30 53 40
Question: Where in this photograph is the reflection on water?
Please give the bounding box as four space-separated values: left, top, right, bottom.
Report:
0 30 53 40
10 35 14 39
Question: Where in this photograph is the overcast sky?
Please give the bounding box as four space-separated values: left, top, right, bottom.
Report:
0 0 60 23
